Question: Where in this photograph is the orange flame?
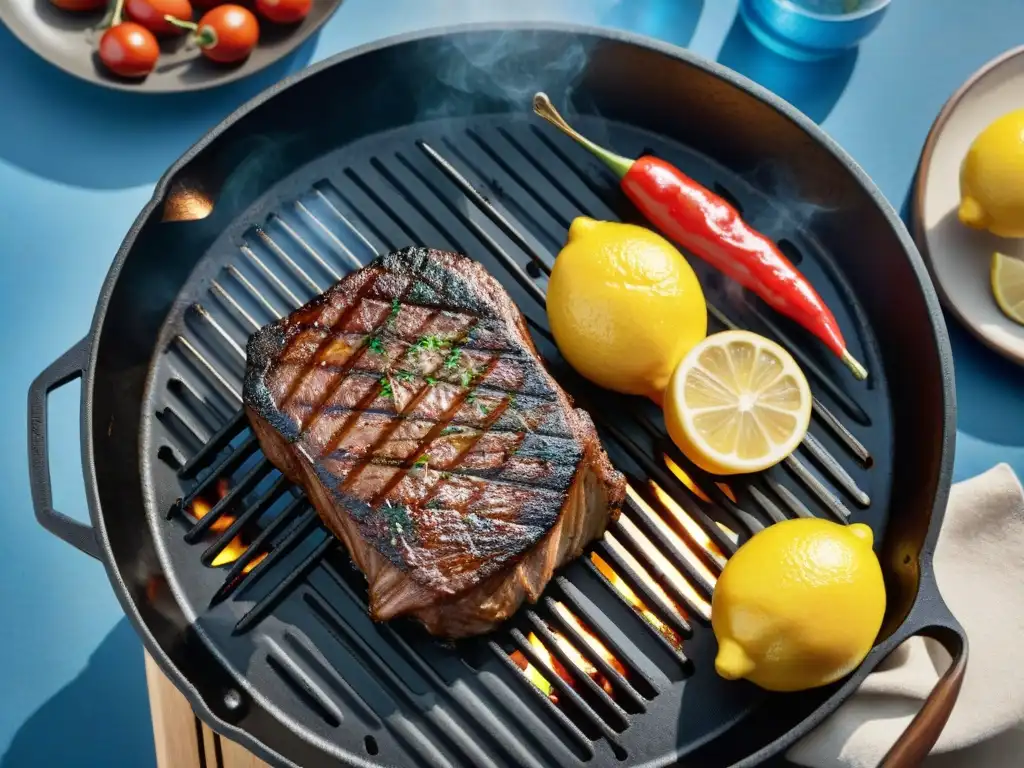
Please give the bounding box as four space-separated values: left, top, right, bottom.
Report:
649 481 734 567
663 455 738 505
510 608 632 702
510 638 557 701
552 601 627 681
188 478 266 574
591 549 683 650
625 487 715 618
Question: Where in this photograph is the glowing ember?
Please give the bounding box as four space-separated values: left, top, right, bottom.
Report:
188 478 266 572
626 488 717 604
649 481 735 567
509 609 633 702
617 504 712 620
552 601 627 680
591 549 683 650
241 552 268 575
663 456 712 502
663 455 738 504
510 639 557 701
548 629 614 695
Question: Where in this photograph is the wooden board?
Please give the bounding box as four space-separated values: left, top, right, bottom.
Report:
145 653 270 768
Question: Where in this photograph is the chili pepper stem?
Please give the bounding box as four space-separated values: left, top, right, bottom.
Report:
842 350 868 381
533 93 634 179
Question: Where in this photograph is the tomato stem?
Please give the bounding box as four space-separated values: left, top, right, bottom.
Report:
106 0 125 26
532 92 635 179
164 14 198 32
195 24 218 49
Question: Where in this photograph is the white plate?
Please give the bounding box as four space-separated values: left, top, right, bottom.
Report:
913 45 1024 366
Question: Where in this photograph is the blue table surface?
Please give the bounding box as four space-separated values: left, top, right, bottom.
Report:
2 0 1024 765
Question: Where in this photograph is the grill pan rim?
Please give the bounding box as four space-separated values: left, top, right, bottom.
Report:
63 21 955 767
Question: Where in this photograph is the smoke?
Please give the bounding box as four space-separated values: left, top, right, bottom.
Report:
740 160 840 236
413 0 626 122
213 133 305 221
420 33 588 119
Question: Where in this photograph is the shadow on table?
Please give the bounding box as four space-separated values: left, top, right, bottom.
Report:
0 23 318 190
0 618 154 768
716 13 856 124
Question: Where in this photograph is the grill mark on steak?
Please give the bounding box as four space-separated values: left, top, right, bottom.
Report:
302 311 481 447
368 379 515 506
293 282 424 434
278 270 384 413
318 323 483 475
244 247 625 637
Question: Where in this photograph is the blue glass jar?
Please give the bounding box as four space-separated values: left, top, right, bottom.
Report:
739 0 892 61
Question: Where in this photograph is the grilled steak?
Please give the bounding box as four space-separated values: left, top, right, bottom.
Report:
244 247 625 638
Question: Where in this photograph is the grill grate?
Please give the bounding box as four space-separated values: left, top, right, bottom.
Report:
148 118 883 766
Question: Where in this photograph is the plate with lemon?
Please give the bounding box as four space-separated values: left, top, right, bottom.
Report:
915 45 1024 365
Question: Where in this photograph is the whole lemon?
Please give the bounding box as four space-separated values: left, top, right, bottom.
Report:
712 518 886 692
546 217 707 402
959 108 1024 238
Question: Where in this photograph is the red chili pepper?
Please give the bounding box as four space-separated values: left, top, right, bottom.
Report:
533 93 867 381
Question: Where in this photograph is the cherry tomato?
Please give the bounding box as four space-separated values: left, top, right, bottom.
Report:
196 5 259 64
50 0 107 10
126 0 194 35
255 0 310 24
99 22 160 78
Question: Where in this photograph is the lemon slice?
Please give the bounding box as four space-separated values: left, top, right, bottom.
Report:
664 331 812 476
991 251 1024 326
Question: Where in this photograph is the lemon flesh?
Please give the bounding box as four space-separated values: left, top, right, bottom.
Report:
664 331 811 476
992 251 1024 326
959 108 1024 238
546 217 707 402
712 518 886 692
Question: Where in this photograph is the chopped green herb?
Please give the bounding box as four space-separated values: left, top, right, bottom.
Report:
465 392 477 404
378 376 393 399
413 454 431 468
440 426 461 436
478 403 491 415
424 498 444 509
414 334 446 352
443 346 463 370
366 335 385 355
425 376 438 386
395 369 415 382
389 298 401 319
381 500 411 533
459 369 475 387
440 471 453 480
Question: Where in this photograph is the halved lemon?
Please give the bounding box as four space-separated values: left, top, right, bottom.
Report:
991 251 1024 326
664 331 812 476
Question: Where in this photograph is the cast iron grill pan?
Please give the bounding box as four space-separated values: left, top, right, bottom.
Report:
27 26 961 768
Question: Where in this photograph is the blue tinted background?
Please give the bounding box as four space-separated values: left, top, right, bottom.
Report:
2 0 1023 765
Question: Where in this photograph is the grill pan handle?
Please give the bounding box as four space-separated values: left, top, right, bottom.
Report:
880 623 968 767
28 338 100 560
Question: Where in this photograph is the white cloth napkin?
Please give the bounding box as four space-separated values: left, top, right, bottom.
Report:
788 463 1024 768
